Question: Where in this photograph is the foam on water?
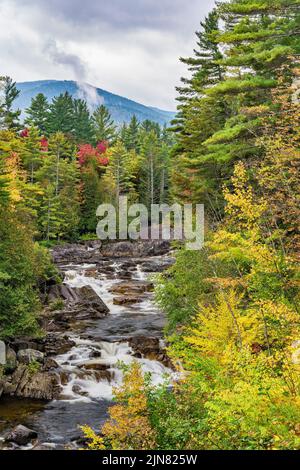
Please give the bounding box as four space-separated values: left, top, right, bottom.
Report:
56 261 174 403
55 337 172 402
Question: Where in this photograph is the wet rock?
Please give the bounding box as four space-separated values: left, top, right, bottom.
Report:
100 240 170 258
140 257 175 273
47 284 78 303
17 349 44 365
9 339 42 352
109 281 153 295
0 340 6 365
89 350 101 358
72 385 89 397
32 442 64 450
51 242 102 265
79 361 111 371
68 354 78 361
84 268 98 277
49 285 110 323
5 425 37 446
93 369 114 382
3 365 61 400
5 346 17 372
42 357 59 371
40 334 76 356
76 285 109 315
113 296 143 305
60 370 71 385
129 336 172 367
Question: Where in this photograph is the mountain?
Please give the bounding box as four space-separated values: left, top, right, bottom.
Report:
15 80 176 126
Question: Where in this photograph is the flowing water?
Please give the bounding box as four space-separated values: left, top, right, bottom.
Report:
0 254 174 447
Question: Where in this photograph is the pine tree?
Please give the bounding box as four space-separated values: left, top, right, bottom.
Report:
25 93 50 134
139 130 163 208
0 76 21 130
171 1 300 214
73 98 94 144
45 132 73 196
22 126 44 183
47 92 75 135
36 133 79 240
125 115 140 151
104 140 138 204
80 164 104 233
92 105 117 144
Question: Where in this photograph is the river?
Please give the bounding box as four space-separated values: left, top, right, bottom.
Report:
0 247 174 449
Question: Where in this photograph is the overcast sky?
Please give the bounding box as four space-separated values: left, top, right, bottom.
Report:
0 0 216 110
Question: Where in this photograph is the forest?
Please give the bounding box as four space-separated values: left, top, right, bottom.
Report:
0 0 300 452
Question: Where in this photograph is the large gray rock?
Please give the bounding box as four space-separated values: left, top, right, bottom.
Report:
3 364 61 400
17 349 44 365
40 334 76 356
5 346 17 372
0 340 6 365
52 285 110 322
51 241 102 265
5 425 37 446
100 240 170 258
47 284 78 303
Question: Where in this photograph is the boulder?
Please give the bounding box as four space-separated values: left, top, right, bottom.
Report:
47 284 110 323
78 361 111 371
47 284 78 303
84 268 98 277
72 384 89 397
129 336 172 367
93 369 114 382
40 334 76 356
5 346 17 372
89 350 101 358
109 281 153 295
3 365 61 400
100 240 170 258
5 425 37 446
113 296 143 305
51 242 102 265
17 349 44 365
0 340 6 365
42 357 59 371
9 339 42 352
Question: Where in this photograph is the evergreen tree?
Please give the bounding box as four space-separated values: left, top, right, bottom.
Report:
171 1 300 214
47 92 75 135
0 76 21 130
25 93 50 134
139 130 163 208
45 132 73 196
80 164 104 233
92 105 117 144
22 126 44 183
36 133 79 240
104 141 138 204
125 115 139 151
73 98 94 144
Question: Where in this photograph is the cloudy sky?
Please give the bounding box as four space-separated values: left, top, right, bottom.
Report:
0 0 216 110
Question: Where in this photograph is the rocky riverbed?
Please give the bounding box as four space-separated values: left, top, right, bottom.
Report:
0 240 175 450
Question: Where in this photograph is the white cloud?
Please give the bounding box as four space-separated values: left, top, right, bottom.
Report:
0 0 216 110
